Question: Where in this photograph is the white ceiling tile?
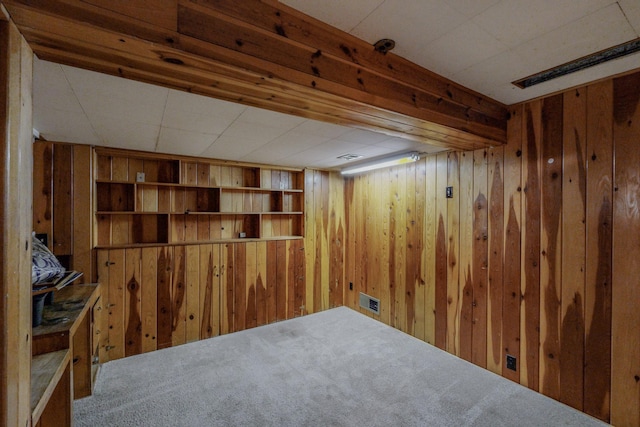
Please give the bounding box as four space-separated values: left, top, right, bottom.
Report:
516 4 636 72
90 115 160 152
201 135 259 160
619 0 640 35
446 0 502 18
420 22 508 77
337 128 393 144
292 120 352 138
162 90 246 134
351 0 467 52
62 65 169 124
238 107 307 129
33 58 84 114
473 0 616 48
34 108 101 145
222 121 288 143
452 50 535 94
155 128 218 157
281 0 384 32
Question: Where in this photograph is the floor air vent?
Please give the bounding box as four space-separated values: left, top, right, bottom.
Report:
359 292 380 315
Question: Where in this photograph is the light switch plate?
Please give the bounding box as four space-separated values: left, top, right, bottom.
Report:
136 172 145 182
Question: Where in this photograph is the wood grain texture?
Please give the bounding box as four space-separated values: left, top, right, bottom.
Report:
435 153 449 350
540 94 563 400
458 152 474 362
472 149 488 368
0 23 33 426
487 146 504 375
560 88 587 410
52 143 73 256
584 80 612 421
124 248 142 357
611 71 640 427
141 247 158 353
503 105 522 383
446 152 460 356
32 140 53 244
423 157 437 345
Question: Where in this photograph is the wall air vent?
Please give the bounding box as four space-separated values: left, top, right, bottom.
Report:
513 37 640 88
359 292 380 315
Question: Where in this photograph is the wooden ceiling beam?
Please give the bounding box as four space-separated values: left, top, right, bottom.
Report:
2 0 509 149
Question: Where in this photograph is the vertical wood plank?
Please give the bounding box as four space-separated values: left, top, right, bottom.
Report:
234 242 247 331
329 172 344 309
423 156 437 345
472 149 488 368
304 169 317 313
107 249 126 360
487 146 504 375
276 240 287 320
156 246 173 349
53 143 73 255
32 141 53 245
266 240 277 323
294 239 306 316
221 244 233 335
96 250 111 362
124 248 142 357
186 245 200 342
246 241 258 329
172 246 186 346
584 79 613 422
141 247 157 353
560 87 587 410
0 29 33 426
287 240 296 318
458 151 474 362
447 152 460 356
414 159 427 341
435 152 449 350
503 105 523 383
611 72 640 427
256 241 267 326
540 95 563 400
520 100 541 389
405 162 418 337
72 145 93 280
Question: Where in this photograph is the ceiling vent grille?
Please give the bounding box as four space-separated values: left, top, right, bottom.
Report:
337 153 363 161
513 37 640 89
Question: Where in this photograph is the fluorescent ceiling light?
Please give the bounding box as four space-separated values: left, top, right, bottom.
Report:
341 152 420 175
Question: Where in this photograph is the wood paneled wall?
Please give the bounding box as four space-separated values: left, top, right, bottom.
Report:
94 169 344 362
344 70 640 425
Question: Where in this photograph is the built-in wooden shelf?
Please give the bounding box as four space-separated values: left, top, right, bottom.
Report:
94 148 305 248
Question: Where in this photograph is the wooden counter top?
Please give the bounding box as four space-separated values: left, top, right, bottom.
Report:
32 283 100 356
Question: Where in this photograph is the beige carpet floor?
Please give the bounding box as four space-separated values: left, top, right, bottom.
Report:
74 306 608 426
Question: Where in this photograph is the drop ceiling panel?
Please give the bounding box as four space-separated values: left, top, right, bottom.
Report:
420 21 508 77
472 0 616 49
156 128 217 157
352 0 467 59
517 4 636 71
619 0 640 35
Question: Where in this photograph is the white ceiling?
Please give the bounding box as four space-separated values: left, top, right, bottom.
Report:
33 0 640 169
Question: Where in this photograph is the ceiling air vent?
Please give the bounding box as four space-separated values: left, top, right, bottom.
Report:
337 153 363 161
513 37 640 89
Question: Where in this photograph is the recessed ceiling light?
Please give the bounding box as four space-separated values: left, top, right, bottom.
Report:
513 37 640 89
